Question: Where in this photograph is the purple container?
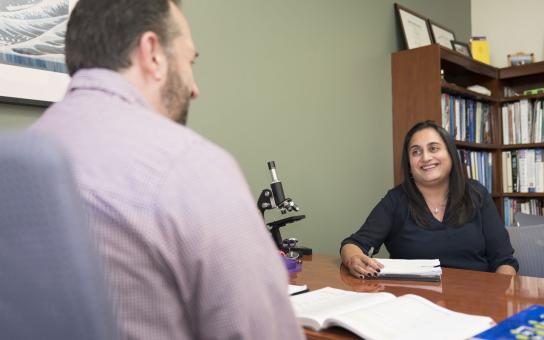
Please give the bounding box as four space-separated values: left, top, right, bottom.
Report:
281 256 301 272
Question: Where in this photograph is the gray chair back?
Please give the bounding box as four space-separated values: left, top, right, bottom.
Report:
507 224 544 278
514 211 544 227
0 133 118 340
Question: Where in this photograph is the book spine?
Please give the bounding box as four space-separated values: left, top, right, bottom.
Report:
450 96 456 138
441 93 448 132
502 152 508 193
506 151 513 193
487 152 492 192
455 97 461 140
526 149 536 193
514 102 521 144
504 197 510 226
520 99 529 143
518 149 528 193
512 150 518 192
476 101 482 143
508 104 514 145
502 105 509 144
536 149 543 193
484 104 491 143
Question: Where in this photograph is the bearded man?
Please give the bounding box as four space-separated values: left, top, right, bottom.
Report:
31 1 303 339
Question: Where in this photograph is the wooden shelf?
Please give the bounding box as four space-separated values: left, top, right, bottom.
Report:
439 47 497 78
501 193 544 198
501 143 544 150
392 44 544 219
501 92 544 103
441 82 498 102
454 141 498 150
500 61 544 79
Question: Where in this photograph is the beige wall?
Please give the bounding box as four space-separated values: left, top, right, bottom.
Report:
0 0 470 255
472 0 544 67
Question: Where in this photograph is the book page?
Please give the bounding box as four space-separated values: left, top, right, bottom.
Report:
328 294 493 340
290 287 395 331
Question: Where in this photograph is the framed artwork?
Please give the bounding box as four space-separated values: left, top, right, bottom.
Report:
451 41 472 58
508 52 534 66
394 4 432 50
0 0 75 107
429 21 456 49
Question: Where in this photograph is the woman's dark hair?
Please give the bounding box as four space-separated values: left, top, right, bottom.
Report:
65 0 180 76
401 120 479 227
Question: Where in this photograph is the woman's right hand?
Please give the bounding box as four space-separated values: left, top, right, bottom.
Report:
341 244 384 279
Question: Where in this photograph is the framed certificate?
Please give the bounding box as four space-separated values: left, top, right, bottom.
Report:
429 21 456 50
395 4 432 50
451 40 472 58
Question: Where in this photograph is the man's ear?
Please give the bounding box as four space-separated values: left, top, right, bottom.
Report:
135 31 167 81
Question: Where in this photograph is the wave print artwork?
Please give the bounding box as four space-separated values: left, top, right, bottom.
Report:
0 0 69 73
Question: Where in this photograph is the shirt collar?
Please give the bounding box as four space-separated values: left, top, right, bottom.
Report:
68 68 153 110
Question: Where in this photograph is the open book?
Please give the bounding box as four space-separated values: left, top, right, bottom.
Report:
372 259 442 281
291 287 494 340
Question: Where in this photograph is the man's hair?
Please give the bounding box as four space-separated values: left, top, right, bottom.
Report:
65 0 181 76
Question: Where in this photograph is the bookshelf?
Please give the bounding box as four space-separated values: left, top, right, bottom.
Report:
392 44 544 222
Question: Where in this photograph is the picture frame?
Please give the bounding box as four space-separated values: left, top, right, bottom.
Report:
0 0 74 107
394 4 433 50
508 52 534 67
451 40 472 58
428 20 456 50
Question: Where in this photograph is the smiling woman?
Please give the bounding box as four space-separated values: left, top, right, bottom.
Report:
401 120 469 227
339 120 518 279
407 128 453 219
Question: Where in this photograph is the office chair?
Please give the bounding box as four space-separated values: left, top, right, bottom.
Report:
514 211 544 227
0 133 118 340
507 224 544 278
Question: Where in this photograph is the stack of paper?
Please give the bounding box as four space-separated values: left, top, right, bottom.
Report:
373 259 442 282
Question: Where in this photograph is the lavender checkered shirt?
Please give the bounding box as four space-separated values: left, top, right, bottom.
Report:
31 68 304 340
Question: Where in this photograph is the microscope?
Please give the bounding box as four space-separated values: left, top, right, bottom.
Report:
257 161 312 259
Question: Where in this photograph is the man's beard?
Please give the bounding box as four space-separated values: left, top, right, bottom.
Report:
161 59 190 125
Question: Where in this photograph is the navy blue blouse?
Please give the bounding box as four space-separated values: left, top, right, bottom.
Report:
341 181 519 272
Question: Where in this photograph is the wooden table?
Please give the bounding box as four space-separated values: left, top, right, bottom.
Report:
290 254 544 339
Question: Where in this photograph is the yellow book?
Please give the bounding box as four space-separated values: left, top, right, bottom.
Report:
471 39 490 64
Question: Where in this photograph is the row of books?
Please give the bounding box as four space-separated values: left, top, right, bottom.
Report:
458 150 493 193
501 149 544 193
441 94 492 144
503 197 544 226
501 99 544 144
